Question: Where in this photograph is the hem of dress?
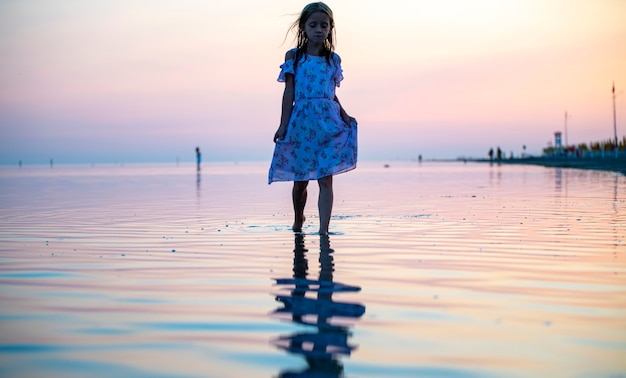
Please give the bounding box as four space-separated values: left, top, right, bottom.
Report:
268 164 357 184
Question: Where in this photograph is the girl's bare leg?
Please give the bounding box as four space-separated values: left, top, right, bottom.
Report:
317 176 333 234
292 181 308 232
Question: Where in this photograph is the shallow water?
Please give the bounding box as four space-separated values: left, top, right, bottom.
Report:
0 161 624 377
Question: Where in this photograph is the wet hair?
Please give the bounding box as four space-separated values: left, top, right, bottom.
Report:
287 2 336 71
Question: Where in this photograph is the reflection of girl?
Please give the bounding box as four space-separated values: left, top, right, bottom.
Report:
268 2 358 235
272 234 364 377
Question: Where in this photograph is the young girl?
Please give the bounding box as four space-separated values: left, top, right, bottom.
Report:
268 2 357 235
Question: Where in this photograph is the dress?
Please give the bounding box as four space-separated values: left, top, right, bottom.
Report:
268 49 358 184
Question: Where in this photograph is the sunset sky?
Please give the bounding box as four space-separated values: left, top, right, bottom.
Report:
1 0 625 164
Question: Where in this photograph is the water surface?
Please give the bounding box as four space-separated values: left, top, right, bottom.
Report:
0 161 624 377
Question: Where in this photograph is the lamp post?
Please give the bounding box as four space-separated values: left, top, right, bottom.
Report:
613 82 618 157
564 110 569 151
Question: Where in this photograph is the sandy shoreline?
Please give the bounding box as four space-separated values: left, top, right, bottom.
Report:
468 155 626 175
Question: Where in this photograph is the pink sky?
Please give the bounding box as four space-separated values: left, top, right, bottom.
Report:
1 0 625 164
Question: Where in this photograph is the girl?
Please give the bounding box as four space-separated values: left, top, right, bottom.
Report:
268 2 358 235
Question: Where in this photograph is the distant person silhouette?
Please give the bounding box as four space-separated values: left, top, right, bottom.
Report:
488 148 494 161
195 147 201 172
497 147 502 161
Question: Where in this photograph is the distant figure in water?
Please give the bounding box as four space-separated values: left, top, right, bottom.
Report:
195 147 201 171
496 147 502 161
488 148 494 161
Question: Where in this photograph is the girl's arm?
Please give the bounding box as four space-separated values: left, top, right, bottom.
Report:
274 52 296 142
334 95 356 125
274 75 294 141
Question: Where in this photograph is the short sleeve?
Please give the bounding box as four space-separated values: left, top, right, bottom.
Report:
277 49 296 83
333 53 344 87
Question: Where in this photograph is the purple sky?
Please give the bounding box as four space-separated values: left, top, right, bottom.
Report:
1 0 625 165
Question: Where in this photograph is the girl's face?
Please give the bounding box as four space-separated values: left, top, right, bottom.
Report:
304 11 330 44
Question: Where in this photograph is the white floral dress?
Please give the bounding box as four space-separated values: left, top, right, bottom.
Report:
268 49 358 184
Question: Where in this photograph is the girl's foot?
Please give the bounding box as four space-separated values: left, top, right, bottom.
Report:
292 215 306 232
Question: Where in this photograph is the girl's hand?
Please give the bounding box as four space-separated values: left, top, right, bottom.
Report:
343 115 357 127
273 126 287 143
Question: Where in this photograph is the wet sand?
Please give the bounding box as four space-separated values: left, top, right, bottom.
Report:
0 161 624 377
